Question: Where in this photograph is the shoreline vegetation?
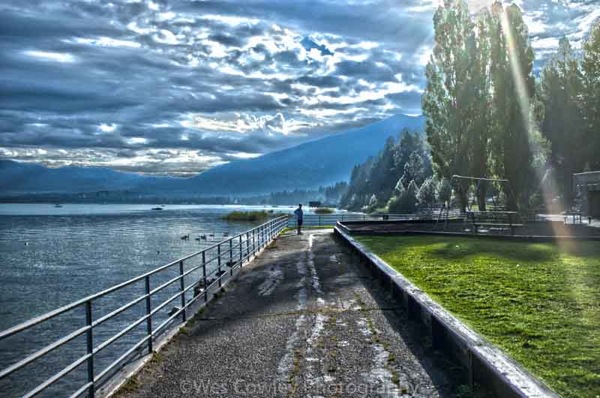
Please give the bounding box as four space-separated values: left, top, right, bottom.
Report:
313 207 334 214
222 210 273 221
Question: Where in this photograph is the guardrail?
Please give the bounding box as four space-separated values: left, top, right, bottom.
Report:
285 212 449 227
0 216 288 398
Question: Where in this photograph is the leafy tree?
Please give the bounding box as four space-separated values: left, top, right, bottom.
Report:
423 0 491 211
388 180 418 213
401 151 426 187
581 21 600 170
539 36 585 205
488 3 537 210
436 178 452 205
417 176 437 207
340 130 431 212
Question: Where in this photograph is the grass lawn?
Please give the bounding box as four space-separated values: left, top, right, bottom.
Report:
358 235 600 398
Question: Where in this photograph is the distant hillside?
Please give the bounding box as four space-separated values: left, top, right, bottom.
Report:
0 114 424 197
0 160 165 194
169 114 425 195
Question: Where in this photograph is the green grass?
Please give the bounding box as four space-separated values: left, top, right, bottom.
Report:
358 235 600 398
223 210 270 221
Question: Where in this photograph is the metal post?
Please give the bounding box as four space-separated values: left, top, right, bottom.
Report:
217 244 222 288
252 230 255 252
202 252 207 302
179 261 186 322
85 301 94 398
248 231 251 255
239 235 242 264
144 276 153 353
229 239 233 276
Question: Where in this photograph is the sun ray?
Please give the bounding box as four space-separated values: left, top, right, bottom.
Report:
500 8 573 242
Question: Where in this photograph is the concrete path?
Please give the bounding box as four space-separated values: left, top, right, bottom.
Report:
121 230 453 397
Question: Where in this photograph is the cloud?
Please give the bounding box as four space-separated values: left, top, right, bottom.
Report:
0 0 597 175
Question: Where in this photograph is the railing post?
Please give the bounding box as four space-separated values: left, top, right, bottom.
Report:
179 261 186 322
202 252 207 302
85 301 94 398
217 244 222 288
144 276 153 353
229 239 233 275
239 235 243 264
249 231 253 255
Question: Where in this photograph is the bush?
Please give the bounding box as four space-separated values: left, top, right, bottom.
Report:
314 207 334 214
223 210 270 221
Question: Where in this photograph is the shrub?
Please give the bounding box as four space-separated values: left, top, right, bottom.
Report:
223 210 270 221
314 207 334 214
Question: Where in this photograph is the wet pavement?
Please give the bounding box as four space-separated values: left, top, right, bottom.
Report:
120 230 454 398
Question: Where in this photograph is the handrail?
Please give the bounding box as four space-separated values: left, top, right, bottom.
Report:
0 215 288 398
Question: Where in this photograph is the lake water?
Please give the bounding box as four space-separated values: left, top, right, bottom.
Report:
0 203 311 397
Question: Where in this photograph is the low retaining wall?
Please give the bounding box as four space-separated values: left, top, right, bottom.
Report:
338 219 600 242
334 224 559 398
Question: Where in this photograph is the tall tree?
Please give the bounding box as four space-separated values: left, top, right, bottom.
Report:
581 21 600 170
467 14 493 210
423 0 491 211
539 36 584 205
487 2 535 210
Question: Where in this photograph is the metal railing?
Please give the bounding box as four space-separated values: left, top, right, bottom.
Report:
0 216 288 398
286 212 446 227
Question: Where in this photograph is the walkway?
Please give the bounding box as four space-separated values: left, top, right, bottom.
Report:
121 230 453 397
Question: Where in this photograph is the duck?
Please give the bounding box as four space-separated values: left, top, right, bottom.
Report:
180 234 190 241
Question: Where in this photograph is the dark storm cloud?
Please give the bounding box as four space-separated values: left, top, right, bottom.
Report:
0 0 596 174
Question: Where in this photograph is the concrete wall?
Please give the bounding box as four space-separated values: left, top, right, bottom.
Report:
334 224 559 398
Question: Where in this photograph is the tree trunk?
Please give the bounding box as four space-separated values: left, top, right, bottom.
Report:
477 181 487 211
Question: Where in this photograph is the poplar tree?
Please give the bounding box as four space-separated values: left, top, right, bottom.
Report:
423 0 472 211
487 3 535 210
539 37 584 205
581 22 600 170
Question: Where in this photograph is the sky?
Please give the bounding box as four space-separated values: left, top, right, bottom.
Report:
0 0 598 176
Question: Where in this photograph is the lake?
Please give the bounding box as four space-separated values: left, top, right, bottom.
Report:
0 203 315 397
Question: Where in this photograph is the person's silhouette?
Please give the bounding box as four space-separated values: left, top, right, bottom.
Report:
294 204 303 235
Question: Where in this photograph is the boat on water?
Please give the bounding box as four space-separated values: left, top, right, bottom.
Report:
151 207 163 211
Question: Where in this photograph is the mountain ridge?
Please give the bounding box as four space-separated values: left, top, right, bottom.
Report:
0 114 424 196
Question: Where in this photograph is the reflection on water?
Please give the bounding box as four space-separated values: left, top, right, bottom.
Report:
0 204 294 397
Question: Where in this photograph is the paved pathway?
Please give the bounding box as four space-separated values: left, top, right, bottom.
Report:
121 230 453 397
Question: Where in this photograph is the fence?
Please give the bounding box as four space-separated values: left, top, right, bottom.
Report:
286 212 446 227
0 216 288 398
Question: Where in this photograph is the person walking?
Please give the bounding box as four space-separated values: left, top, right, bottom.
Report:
294 204 304 234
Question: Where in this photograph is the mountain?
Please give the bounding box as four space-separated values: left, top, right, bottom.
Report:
0 114 424 197
172 114 424 195
0 160 165 194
